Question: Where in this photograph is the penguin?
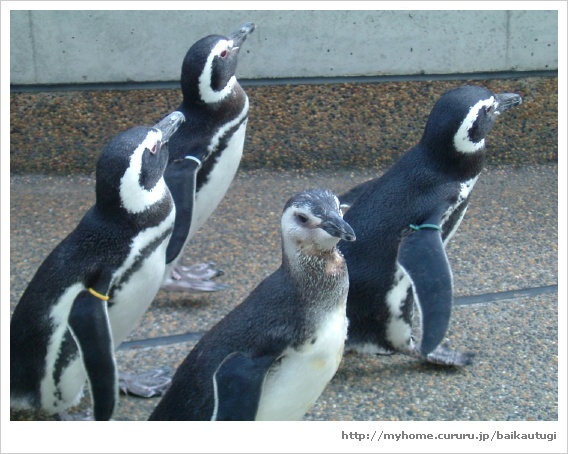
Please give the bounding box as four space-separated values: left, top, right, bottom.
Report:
338 85 522 366
10 111 186 421
161 22 255 292
149 188 356 420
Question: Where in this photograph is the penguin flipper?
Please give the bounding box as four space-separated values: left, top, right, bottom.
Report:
165 156 202 264
212 352 278 421
397 226 453 358
162 156 228 292
68 289 117 421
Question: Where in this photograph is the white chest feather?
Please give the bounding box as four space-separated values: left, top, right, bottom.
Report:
255 304 348 421
441 175 478 244
190 119 247 237
108 208 176 343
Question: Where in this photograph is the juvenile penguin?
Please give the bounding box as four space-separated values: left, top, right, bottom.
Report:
339 85 522 366
10 111 186 420
162 22 255 292
149 188 356 420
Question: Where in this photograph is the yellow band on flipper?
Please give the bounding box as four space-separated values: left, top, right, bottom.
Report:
88 288 110 301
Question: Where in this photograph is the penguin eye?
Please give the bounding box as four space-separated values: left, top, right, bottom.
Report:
485 105 494 114
149 141 159 155
220 49 229 58
297 213 309 224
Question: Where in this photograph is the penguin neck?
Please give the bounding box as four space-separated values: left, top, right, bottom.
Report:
282 239 348 310
96 183 174 230
182 82 246 114
420 141 486 180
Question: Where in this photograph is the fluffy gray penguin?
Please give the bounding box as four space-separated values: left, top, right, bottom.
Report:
149 188 356 420
161 22 255 292
338 85 522 366
10 111 186 420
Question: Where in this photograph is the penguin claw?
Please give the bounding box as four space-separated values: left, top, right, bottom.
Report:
118 369 172 397
162 263 230 293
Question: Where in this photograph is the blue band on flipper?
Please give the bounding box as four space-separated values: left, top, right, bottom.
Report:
409 224 442 231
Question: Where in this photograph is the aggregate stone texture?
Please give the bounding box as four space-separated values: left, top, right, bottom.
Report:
10 77 557 175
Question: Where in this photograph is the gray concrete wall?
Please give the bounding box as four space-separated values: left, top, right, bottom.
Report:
10 10 558 86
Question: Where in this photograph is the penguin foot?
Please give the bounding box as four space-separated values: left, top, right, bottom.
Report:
421 343 475 367
162 263 229 293
118 368 172 397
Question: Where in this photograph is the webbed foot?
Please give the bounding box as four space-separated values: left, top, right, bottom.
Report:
118 368 172 397
161 263 229 293
418 342 475 367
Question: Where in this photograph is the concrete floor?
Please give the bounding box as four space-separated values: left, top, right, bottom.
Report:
9 164 558 423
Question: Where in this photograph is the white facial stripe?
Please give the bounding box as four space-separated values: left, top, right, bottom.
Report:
119 130 167 214
207 96 249 155
199 39 237 104
453 96 494 154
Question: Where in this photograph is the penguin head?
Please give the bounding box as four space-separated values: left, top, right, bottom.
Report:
420 85 522 156
181 22 255 105
281 188 356 255
96 111 185 214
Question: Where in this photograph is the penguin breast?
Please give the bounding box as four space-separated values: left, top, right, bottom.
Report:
108 208 176 344
254 304 348 421
190 118 248 237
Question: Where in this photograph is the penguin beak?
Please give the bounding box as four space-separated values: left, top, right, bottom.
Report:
494 93 522 114
320 212 356 242
153 111 186 144
228 22 255 51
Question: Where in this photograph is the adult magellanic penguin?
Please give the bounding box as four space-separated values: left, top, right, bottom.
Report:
339 85 522 366
10 111 186 421
161 22 255 292
149 188 356 420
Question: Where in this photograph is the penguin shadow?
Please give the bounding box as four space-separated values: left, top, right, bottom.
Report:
152 287 214 309
147 273 247 331
10 398 96 421
10 408 58 422
321 349 470 421
330 317 472 411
